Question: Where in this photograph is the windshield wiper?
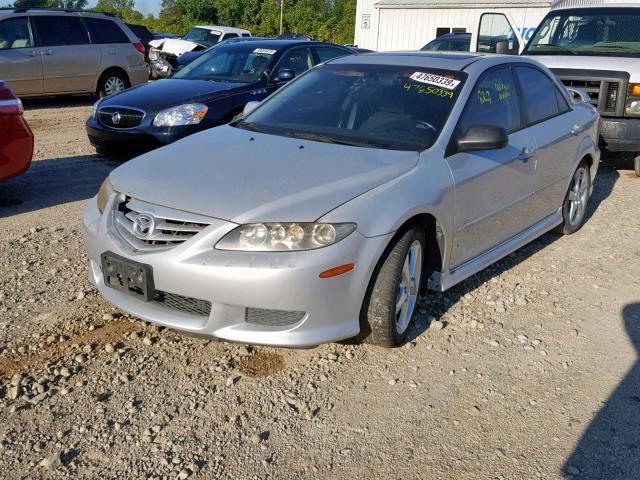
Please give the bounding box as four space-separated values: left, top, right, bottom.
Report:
533 43 578 55
288 131 407 149
235 121 264 133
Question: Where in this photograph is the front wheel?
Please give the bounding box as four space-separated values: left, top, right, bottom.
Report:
359 227 425 347
555 161 591 235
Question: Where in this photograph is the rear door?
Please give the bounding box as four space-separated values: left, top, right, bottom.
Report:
472 12 525 55
446 65 537 268
513 64 581 221
0 16 43 95
32 15 100 93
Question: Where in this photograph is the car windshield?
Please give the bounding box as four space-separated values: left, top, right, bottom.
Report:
237 63 465 151
422 38 470 52
183 27 221 47
526 7 640 56
172 44 275 83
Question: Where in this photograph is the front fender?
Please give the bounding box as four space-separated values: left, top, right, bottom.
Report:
320 145 456 269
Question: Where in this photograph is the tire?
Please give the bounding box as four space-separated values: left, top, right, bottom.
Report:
97 70 129 98
634 155 640 177
555 161 591 235
359 226 425 347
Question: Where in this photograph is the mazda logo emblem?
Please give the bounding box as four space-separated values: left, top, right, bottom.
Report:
132 213 155 239
112 111 122 125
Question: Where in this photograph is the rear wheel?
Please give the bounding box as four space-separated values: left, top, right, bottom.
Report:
360 227 424 347
555 161 591 235
98 70 129 98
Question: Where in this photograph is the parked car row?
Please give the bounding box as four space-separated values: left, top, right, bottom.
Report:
83 51 601 348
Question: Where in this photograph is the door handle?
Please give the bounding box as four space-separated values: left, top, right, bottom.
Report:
571 124 583 136
27 50 38 57
517 148 534 162
42 49 53 55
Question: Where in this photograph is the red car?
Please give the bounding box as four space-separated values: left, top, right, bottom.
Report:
0 81 33 181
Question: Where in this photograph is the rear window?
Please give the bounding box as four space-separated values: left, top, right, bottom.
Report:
85 18 129 44
33 16 89 46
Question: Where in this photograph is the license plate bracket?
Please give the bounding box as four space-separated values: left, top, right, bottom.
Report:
101 251 155 301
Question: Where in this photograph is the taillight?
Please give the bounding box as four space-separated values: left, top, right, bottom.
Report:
133 42 145 55
0 81 23 115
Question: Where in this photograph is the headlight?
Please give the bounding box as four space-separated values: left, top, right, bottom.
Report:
149 49 159 60
625 84 640 117
153 103 208 127
90 99 101 120
215 222 357 252
97 177 114 213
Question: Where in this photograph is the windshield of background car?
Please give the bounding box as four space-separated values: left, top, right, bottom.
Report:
422 38 470 52
173 44 275 83
238 63 465 151
525 8 640 56
183 27 221 47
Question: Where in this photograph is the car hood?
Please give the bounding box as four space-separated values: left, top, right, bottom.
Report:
149 38 204 56
100 79 249 113
109 125 420 223
527 55 639 78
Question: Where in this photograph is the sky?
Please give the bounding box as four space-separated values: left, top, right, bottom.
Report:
86 0 162 17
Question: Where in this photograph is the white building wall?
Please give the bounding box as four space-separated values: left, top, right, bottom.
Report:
355 5 550 51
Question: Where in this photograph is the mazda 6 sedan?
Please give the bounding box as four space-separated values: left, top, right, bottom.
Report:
83 52 600 348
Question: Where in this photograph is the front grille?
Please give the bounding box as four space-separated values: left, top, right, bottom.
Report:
245 308 306 326
154 290 211 317
605 83 619 112
114 197 211 252
99 106 144 129
561 79 601 108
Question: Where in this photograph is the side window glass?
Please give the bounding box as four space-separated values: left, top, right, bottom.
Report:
458 67 522 135
277 47 314 76
515 66 562 124
223 33 238 40
478 13 519 55
33 16 89 46
85 18 129 44
315 46 349 63
0 17 32 49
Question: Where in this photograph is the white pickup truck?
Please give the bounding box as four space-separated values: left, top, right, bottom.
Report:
471 1 640 175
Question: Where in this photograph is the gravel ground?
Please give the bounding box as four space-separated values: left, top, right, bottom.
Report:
0 97 639 480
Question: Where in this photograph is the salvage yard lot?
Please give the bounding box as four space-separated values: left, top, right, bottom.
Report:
0 98 639 479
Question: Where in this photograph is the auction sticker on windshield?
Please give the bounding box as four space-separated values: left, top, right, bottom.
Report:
409 72 461 90
254 48 276 55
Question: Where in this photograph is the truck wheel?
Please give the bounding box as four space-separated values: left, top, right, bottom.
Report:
359 226 424 348
555 161 591 235
634 155 640 177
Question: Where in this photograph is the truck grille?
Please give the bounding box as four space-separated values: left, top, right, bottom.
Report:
114 197 211 252
553 69 629 117
99 106 144 129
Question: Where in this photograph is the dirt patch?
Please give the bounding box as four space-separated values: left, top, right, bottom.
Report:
237 351 285 377
0 319 145 380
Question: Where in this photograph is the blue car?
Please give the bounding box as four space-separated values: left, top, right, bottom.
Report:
86 39 355 158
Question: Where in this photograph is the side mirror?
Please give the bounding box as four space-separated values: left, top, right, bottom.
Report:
495 40 509 55
243 101 260 117
273 68 295 84
456 125 508 152
566 87 590 104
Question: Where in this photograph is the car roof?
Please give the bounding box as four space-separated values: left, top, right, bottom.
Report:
329 51 485 70
219 39 346 49
433 32 472 40
193 25 251 34
0 8 121 20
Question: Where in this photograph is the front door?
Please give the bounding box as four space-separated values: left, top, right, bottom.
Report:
0 17 43 95
32 15 101 94
446 66 537 268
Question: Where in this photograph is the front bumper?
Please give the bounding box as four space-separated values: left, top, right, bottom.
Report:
82 196 391 347
600 117 640 152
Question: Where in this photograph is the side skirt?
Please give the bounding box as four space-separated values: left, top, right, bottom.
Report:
427 209 563 292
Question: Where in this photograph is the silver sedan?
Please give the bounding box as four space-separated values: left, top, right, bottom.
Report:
83 53 600 348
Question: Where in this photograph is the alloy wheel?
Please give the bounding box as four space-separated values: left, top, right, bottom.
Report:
395 240 422 335
567 166 589 226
